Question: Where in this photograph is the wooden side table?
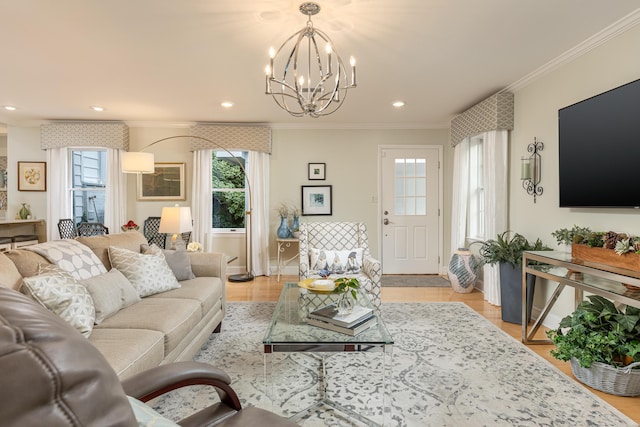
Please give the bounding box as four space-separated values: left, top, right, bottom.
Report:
276 238 299 281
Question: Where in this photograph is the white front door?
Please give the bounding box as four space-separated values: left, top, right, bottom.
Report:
381 146 441 274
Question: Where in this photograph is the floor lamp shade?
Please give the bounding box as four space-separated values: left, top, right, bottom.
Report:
122 152 154 173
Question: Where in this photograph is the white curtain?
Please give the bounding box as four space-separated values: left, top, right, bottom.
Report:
482 130 509 306
248 151 270 277
450 138 470 254
191 149 213 251
46 147 71 241
104 149 126 233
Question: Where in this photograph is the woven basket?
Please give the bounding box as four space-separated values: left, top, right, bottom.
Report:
570 358 640 396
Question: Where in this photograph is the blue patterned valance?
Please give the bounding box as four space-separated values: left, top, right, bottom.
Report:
41 122 129 150
450 92 514 146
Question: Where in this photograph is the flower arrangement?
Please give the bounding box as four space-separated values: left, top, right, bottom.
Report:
187 242 203 252
332 277 360 300
552 225 640 255
278 204 288 218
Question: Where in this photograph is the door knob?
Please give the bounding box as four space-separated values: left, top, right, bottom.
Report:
383 218 389 225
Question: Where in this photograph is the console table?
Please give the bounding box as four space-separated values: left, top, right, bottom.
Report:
0 219 46 243
276 238 299 281
522 250 640 345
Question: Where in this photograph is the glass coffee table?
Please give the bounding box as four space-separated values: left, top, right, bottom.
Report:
263 282 394 426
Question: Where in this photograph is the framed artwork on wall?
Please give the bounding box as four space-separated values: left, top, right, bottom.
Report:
308 162 326 180
137 162 186 201
18 161 46 191
301 185 332 215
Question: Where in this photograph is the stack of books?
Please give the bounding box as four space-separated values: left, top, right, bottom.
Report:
307 303 376 336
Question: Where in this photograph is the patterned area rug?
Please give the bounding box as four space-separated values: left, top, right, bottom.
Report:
154 302 636 427
381 275 450 287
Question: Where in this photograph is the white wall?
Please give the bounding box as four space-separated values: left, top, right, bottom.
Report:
7 126 46 221
509 24 640 325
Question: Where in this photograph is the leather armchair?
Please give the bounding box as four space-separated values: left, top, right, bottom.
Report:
0 287 296 427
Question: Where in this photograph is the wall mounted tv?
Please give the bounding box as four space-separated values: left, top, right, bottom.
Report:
559 78 640 208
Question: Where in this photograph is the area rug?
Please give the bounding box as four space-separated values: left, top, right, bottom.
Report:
153 302 637 427
381 274 450 287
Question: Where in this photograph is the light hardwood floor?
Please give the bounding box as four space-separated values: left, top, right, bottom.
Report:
226 275 640 423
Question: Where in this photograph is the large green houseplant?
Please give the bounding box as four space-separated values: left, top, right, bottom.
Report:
479 231 551 324
547 295 640 396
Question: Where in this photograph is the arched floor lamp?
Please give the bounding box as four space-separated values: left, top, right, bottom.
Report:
122 135 254 282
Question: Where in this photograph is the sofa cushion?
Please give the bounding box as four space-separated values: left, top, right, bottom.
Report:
88 328 165 380
4 250 51 278
77 230 148 270
95 298 201 356
108 246 180 297
80 268 141 324
149 277 223 315
0 252 23 290
141 244 195 281
21 265 96 337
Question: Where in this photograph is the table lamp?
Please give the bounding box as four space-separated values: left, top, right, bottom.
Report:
158 205 193 249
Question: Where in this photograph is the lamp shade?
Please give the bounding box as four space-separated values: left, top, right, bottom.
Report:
159 206 193 235
122 152 154 173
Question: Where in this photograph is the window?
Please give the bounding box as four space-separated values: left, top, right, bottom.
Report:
212 150 248 231
70 149 107 225
394 158 427 216
467 136 484 240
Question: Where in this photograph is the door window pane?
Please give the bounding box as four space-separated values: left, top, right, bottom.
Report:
393 158 427 216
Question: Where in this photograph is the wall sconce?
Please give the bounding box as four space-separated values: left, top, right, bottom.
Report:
521 137 544 203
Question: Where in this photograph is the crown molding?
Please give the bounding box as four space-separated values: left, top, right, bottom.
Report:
505 8 640 93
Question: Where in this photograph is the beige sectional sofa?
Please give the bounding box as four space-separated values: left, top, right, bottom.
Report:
0 231 226 379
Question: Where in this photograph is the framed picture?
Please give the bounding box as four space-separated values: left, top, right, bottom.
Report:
18 161 46 191
137 162 186 201
308 162 326 180
301 185 332 216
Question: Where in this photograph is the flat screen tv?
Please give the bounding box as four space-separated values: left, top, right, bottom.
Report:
559 78 640 208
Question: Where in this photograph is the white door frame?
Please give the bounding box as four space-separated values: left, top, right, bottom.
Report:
377 145 444 275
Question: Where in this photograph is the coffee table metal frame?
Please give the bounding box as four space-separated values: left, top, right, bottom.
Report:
263 282 394 426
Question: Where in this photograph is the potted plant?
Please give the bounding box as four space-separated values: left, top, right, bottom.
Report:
332 277 360 315
479 231 551 324
547 295 640 396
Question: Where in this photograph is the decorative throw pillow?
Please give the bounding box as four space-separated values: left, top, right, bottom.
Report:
309 247 364 274
21 264 96 337
127 396 180 427
24 239 107 280
108 246 180 297
141 244 196 281
80 268 141 324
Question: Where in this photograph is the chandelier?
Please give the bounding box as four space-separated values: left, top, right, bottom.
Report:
265 2 357 118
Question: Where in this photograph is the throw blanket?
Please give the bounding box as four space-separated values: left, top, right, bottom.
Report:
25 240 107 280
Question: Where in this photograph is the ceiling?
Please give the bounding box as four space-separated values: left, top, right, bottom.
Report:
0 1 638 129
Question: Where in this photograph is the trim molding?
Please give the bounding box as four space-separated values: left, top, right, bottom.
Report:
504 8 640 93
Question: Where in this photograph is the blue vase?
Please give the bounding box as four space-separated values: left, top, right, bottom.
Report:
291 216 300 233
277 216 291 238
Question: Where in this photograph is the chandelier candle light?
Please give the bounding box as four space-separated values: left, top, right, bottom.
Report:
265 2 357 118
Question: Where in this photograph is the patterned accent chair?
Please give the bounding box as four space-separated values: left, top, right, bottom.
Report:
77 222 109 237
299 222 382 309
57 218 78 239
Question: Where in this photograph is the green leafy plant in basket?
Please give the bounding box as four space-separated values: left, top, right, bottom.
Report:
547 295 640 368
479 231 550 268
332 277 360 300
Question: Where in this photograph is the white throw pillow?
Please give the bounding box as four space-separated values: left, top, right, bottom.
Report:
108 246 181 297
309 248 364 274
21 264 96 337
80 268 141 324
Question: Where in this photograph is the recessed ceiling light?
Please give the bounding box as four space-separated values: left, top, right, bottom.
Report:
221 102 234 108
90 106 105 112
392 101 405 108
3 105 16 111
